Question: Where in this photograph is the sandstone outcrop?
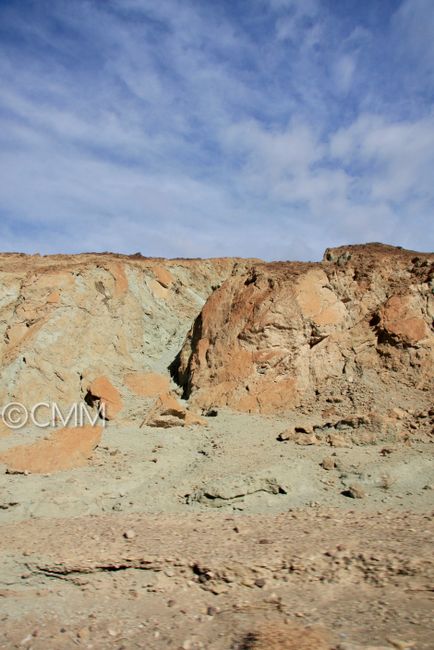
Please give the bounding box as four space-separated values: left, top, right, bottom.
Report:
173 244 433 417
0 425 102 473
0 253 251 422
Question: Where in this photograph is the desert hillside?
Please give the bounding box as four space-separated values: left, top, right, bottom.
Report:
0 243 432 649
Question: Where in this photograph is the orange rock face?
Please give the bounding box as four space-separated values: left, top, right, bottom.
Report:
0 253 247 417
124 372 170 398
0 425 102 473
87 376 123 420
174 244 434 414
380 294 430 345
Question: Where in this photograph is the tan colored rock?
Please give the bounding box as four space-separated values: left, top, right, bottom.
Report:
174 244 433 416
380 294 430 345
144 392 206 428
153 265 174 288
124 372 170 398
327 433 348 448
0 253 248 419
345 484 366 499
295 433 319 446
321 456 336 470
236 621 331 649
0 423 11 438
0 425 102 473
87 376 122 420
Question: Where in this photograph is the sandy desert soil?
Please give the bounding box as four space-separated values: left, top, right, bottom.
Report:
0 410 433 649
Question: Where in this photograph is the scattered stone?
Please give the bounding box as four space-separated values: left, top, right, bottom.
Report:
321 456 336 470
186 475 287 507
204 408 218 417
254 578 266 588
77 627 89 640
328 433 348 448
387 639 415 649
123 529 136 540
343 484 366 499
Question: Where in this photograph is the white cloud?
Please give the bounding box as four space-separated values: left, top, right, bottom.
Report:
333 55 356 94
0 0 432 261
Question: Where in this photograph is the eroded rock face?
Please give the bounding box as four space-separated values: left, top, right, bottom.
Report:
0 253 251 420
0 244 432 431
174 244 434 415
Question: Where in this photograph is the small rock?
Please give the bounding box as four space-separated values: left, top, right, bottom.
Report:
328 433 347 447
20 634 32 645
77 627 89 640
344 484 366 499
204 408 218 417
295 433 318 446
123 529 135 540
387 639 415 649
206 606 217 616
254 578 266 588
321 457 336 470
390 407 407 420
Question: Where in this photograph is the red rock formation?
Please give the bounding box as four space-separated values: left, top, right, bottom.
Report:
87 376 123 420
174 244 433 415
0 425 102 473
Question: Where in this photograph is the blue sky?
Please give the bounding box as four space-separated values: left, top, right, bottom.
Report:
0 0 433 260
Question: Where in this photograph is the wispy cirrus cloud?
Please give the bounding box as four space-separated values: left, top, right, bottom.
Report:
0 0 433 260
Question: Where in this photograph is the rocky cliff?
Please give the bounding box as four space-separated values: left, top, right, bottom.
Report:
173 244 434 420
0 244 432 430
0 253 253 424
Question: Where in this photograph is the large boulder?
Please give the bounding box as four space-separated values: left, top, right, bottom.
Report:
173 244 434 415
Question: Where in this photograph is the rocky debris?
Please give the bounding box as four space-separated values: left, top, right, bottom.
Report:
337 646 392 650
143 392 206 428
186 474 288 507
277 412 407 447
277 429 319 445
1 509 432 646
337 643 415 650
343 484 366 499
233 622 331 649
0 424 102 473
